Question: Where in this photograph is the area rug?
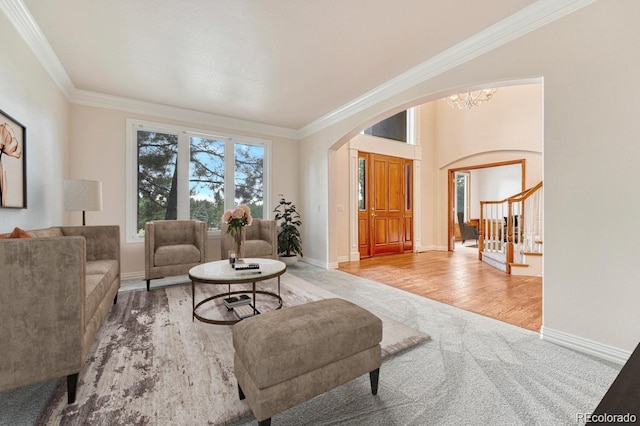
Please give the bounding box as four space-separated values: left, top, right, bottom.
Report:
38 273 429 425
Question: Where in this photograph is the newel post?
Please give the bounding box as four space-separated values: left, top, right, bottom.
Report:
506 200 514 273
479 202 485 260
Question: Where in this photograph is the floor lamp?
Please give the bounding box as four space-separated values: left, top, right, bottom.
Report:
64 179 103 226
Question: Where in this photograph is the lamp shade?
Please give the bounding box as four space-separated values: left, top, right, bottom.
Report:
64 179 103 212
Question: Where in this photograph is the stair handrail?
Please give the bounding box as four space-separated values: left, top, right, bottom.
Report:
479 181 543 272
507 181 543 249
508 180 543 203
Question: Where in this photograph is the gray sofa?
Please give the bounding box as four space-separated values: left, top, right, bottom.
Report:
0 225 120 404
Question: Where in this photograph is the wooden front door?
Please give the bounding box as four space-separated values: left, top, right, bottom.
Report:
358 152 413 258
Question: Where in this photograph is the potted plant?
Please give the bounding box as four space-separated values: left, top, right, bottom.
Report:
273 196 302 264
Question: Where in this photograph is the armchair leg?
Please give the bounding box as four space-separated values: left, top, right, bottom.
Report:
67 373 79 404
113 293 118 304
238 384 245 400
146 279 150 291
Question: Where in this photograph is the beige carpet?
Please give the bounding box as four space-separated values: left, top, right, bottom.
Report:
38 273 429 425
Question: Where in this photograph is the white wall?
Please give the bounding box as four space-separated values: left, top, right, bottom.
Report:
300 1 640 355
470 164 523 218
473 166 522 203
0 11 69 232
434 84 543 169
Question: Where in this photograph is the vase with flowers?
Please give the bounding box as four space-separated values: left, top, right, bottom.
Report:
222 204 253 262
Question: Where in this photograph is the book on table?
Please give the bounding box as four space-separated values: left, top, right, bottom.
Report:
223 294 251 309
233 263 260 271
234 304 259 320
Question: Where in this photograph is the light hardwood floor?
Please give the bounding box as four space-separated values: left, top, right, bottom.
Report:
338 244 542 332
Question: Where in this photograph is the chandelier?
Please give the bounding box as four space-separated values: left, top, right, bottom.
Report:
447 89 497 109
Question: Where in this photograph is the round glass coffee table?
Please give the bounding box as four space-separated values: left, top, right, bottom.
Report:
189 258 286 325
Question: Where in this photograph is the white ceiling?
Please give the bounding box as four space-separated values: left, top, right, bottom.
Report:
12 0 572 135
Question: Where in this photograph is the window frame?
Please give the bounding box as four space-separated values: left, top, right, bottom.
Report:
126 118 271 243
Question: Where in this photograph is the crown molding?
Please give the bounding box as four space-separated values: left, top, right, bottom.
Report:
296 0 596 139
71 89 300 140
0 0 74 95
3 0 594 141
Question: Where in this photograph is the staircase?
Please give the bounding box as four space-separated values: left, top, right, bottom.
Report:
479 181 543 276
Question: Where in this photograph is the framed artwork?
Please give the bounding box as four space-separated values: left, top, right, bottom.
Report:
0 109 26 208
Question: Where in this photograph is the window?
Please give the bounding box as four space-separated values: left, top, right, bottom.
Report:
127 119 270 242
405 163 412 211
455 171 470 221
362 107 416 144
358 157 367 211
364 111 407 142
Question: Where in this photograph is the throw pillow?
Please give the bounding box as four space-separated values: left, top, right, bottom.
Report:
0 227 32 239
11 227 31 238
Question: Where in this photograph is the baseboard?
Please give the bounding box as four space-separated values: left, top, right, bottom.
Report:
540 326 631 365
122 271 144 281
301 257 332 269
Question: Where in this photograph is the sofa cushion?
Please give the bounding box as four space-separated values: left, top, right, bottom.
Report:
86 259 119 285
154 244 201 267
233 298 382 389
85 260 119 316
85 274 109 326
244 240 273 258
28 228 64 238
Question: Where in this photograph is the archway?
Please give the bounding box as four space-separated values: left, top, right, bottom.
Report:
327 81 543 266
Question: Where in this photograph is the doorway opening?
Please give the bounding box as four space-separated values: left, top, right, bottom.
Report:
447 159 525 251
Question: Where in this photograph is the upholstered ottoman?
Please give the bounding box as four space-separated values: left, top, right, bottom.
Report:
233 298 382 425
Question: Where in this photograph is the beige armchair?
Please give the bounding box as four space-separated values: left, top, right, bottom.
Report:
145 220 207 291
221 218 277 260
